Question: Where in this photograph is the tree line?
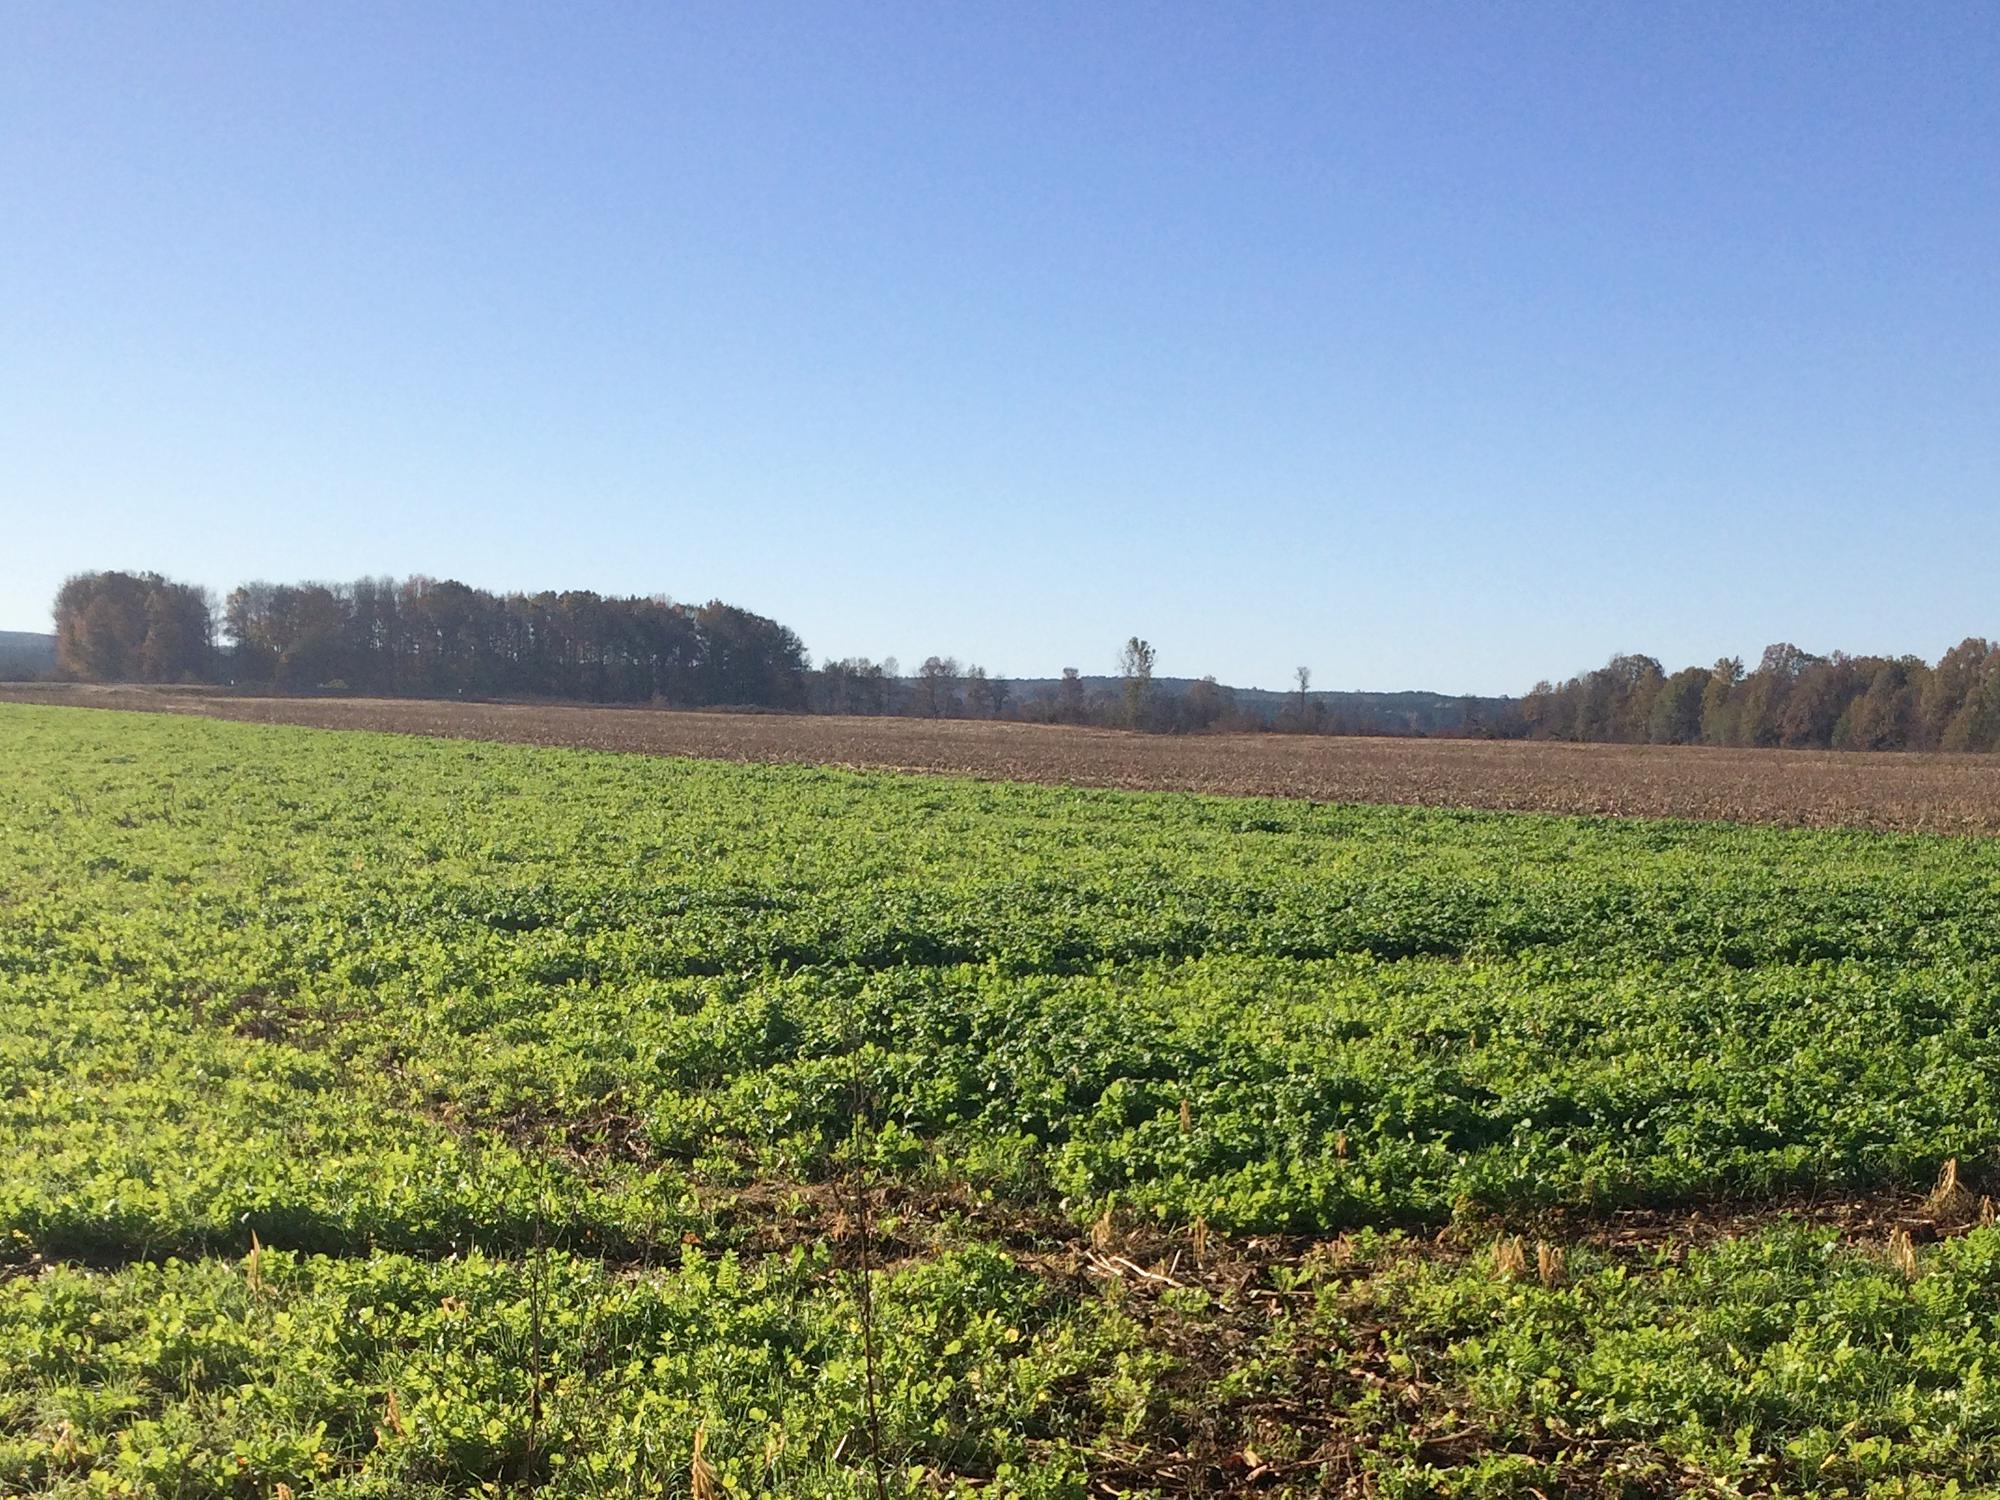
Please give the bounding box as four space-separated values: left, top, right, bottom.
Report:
1521 641 2000 752
54 571 809 707
46 582 1269 730
51 572 216 686
47 580 1232 729
43 570 2000 751
809 639 1267 732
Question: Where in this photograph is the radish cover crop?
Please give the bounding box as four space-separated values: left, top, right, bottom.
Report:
5 704 1998 1495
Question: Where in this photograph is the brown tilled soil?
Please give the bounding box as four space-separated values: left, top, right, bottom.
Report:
8 680 2000 834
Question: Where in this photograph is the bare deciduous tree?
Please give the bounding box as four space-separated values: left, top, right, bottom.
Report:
916 655 961 717
963 664 993 717
1118 637 1156 728
1056 667 1085 724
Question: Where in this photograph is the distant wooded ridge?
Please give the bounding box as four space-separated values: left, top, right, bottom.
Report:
0 630 56 677
18 569 2000 749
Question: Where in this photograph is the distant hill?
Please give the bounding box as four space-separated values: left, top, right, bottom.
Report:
1003 675 1514 735
0 631 55 678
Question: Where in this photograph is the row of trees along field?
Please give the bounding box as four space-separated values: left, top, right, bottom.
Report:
54 571 810 708
812 639 1259 732
47 580 1374 732
49 572 214 685
46 571 2000 750
1522 641 2000 751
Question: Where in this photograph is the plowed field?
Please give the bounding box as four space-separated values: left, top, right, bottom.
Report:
6 680 1999 834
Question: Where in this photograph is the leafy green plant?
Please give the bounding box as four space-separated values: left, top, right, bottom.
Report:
7 702 2000 1493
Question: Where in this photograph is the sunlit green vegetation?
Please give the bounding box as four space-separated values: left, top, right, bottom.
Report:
5 703 1999 1495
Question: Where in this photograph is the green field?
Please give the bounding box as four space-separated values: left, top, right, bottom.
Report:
5 704 2000 1497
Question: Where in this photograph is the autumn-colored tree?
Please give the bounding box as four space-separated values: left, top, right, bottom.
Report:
1647 666 1710 745
55 571 210 683
1699 658 1744 745
1522 640 2000 753
1728 644 1821 747
1939 643 2000 751
210 574 806 706
1185 675 1230 730
1922 639 1994 748
1778 657 1849 748
1835 658 1922 750
137 583 214 682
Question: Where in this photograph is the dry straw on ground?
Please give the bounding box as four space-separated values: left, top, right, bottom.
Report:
691 1423 721 1500
1535 1240 1566 1287
1927 1158 1972 1219
1887 1228 1921 1281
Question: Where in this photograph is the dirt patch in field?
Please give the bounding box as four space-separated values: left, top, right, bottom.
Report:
9 681 2000 834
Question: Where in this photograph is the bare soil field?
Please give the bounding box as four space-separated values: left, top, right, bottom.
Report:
8 679 2000 833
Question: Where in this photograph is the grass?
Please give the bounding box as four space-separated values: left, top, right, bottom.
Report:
4 702 2000 1495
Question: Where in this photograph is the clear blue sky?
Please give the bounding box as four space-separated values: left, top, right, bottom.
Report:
4 3 1996 694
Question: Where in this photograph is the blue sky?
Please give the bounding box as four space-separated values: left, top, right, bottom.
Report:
4 3 1995 694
